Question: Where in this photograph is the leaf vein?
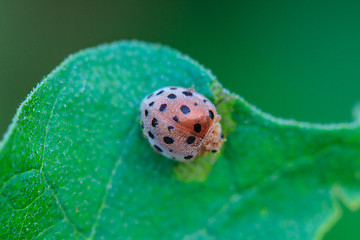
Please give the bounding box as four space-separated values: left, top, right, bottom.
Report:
35 84 86 239
39 86 67 173
88 123 138 240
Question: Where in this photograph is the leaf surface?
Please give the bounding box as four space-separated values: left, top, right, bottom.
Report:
1 41 360 239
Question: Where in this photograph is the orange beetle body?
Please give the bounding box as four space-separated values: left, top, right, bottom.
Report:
140 86 224 162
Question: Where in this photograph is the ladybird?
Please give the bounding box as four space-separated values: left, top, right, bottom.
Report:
140 86 225 162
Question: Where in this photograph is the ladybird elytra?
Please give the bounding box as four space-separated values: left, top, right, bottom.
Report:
140 86 225 162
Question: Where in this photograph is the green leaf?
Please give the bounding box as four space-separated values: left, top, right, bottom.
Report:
1 41 360 239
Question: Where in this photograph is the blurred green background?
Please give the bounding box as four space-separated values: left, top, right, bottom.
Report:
0 0 359 238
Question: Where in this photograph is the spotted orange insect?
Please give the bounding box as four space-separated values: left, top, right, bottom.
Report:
140 86 225 162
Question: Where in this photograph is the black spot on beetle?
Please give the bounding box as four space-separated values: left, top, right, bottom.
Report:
186 136 196 144
149 101 155 107
209 110 214 119
168 94 177 99
203 99 207 103
159 104 167 112
168 126 174 131
184 155 193 160
194 103 198 106
194 123 201 133
164 136 174 144
147 93 153 99
173 116 179 122
148 131 155 139
212 149 217 153
156 90 164 95
141 122 144 129
221 133 224 139
145 110 148 116
170 87 177 90
154 145 163 152
152 118 158 127
180 105 191 115
182 91 193 97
